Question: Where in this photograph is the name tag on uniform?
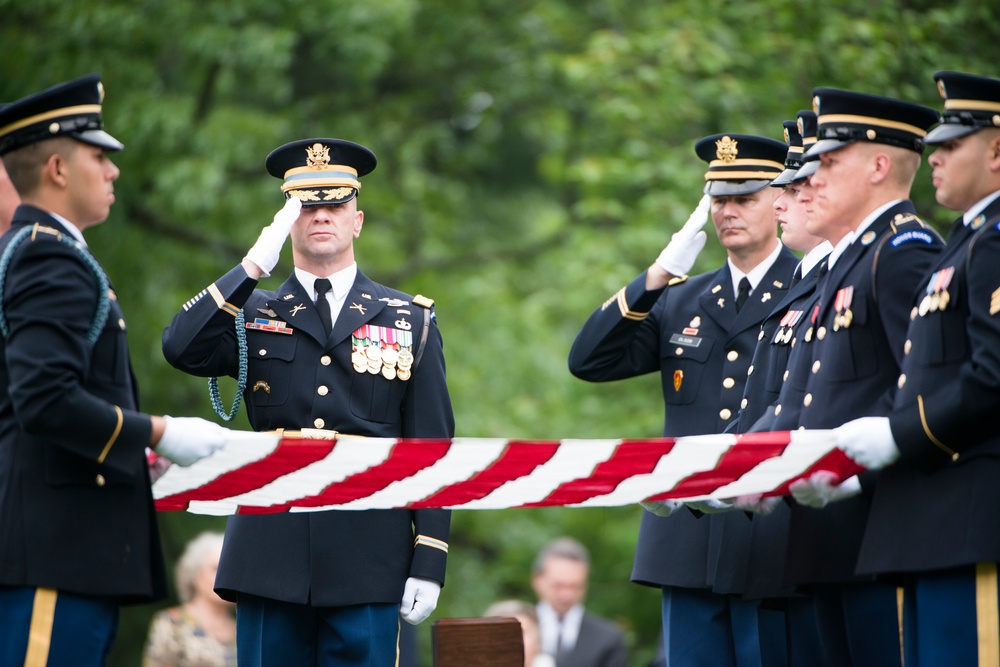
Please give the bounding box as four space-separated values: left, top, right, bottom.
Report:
669 333 702 348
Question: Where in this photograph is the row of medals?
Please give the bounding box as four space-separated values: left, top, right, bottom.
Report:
917 289 950 317
832 308 853 332
352 343 414 381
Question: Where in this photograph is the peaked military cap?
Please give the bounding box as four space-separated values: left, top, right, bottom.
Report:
266 138 377 206
925 71 1000 144
803 87 939 160
773 110 818 186
695 133 787 196
0 74 123 156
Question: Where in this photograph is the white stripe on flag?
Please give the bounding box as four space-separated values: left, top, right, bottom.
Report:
187 436 396 515
704 430 838 499
573 433 736 507
296 438 511 512
152 432 281 500
458 439 621 510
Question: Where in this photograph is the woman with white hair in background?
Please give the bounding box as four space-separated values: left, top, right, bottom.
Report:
143 532 236 667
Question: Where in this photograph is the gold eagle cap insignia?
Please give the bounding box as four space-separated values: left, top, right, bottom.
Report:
813 95 820 114
306 143 331 169
937 79 947 100
716 136 738 163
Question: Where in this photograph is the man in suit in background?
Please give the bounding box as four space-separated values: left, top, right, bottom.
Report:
532 537 628 667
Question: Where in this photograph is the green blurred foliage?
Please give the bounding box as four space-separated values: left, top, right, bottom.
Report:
1 0 998 664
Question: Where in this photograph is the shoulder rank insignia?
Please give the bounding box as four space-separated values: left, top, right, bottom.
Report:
413 294 434 308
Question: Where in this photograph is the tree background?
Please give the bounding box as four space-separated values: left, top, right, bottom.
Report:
1 0 996 664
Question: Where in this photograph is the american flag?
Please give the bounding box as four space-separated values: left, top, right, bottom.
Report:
152 430 861 515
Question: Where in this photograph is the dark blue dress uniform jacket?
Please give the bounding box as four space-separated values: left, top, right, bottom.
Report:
710 257 829 599
784 201 943 587
162 265 454 607
0 207 165 603
568 246 798 589
857 195 1000 576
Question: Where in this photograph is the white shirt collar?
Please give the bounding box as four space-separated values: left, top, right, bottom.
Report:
728 240 783 295
295 263 357 301
46 211 87 247
964 189 1000 226
828 199 902 269
800 241 833 277
536 602 584 656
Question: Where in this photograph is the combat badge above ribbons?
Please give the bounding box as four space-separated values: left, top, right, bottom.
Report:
352 323 414 380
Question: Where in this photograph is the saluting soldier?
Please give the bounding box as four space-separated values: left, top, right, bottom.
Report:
0 75 227 665
780 88 943 667
835 71 1000 665
161 139 454 667
569 134 797 666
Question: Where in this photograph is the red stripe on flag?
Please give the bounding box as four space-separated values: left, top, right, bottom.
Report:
521 438 676 507
154 438 334 511
646 432 792 501
238 439 452 514
408 440 562 508
765 447 863 497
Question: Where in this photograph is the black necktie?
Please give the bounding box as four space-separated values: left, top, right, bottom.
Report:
789 264 803 289
314 278 333 333
735 277 751 312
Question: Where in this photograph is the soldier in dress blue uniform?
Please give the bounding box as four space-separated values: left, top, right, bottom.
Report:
778 88 943 667
161 138 454 667
834 71 1000 665
714 111 832 667
0 75 227 666
569 133 798 666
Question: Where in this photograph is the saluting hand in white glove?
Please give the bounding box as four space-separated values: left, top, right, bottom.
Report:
399 577 441 625
244 196 302 277
655 194 712 277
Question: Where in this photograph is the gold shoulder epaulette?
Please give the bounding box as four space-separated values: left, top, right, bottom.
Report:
413 294 434 308
667 275 689 286
30 223 64 241
889 213 925 233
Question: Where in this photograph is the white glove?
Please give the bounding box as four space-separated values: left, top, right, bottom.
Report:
686 498 733 514
155 416 228 467
789 471 862 509
640 500 684 517
243 196 302 277
835 416 899 470
655 195 711 276
399 577 441 625
731 494 781 515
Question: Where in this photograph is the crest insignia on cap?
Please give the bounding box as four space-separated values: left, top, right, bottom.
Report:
783 127 790 143
797 117 804 134
306 143 331 169
937 79 947 100
812 95 820 114
715 136 738 163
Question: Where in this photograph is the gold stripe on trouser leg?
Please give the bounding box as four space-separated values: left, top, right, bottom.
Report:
896 586 905 667
24 587 57 667
395 617 401 667
977 562 1000 667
